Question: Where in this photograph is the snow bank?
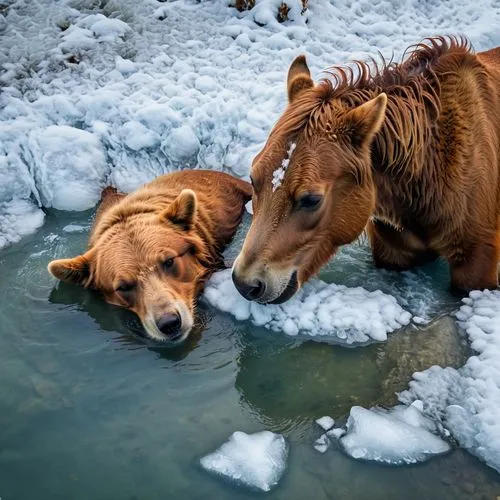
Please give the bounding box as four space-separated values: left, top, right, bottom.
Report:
399 290 500 473
1 0 499 247
200 430 288 492
204 269 411 344
313 401 450 465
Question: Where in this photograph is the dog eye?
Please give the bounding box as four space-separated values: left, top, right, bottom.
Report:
116 281 136 293
162 257 174 270
297 194 323 212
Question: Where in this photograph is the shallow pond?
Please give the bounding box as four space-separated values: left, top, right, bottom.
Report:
1 210 499 500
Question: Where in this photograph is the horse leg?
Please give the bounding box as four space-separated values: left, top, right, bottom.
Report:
449 238 499 291
367 219 438 271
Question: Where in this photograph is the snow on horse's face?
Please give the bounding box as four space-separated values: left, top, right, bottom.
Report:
232 56 384 304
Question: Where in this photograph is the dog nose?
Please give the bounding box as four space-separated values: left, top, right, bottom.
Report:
157 313 181 337
232 270 265 301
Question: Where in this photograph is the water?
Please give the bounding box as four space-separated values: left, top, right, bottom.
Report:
1 210 499 500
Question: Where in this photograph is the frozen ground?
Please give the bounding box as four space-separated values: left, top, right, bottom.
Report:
200 430 288 492
2 0 500 482
1 0 499 246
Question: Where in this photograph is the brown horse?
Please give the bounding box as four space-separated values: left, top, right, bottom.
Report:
232 36 500 304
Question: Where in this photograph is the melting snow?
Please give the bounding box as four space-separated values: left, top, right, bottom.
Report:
204 269 412 344
200 430 288 492
399 290 500 473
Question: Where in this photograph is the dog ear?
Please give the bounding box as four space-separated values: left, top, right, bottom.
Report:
160 189 197 230
345 93 387 148
48 252 93 287
287 55 314 103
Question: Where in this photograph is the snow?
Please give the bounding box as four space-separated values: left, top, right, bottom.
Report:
338 402 450 465
0 199 45 248
1 0 499 248
200 430 288 492
27 125 107 211
204 269 412 344
399 290 500 473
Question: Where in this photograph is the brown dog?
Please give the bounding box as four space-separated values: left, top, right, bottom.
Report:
233 37 500 304
48 171 251 343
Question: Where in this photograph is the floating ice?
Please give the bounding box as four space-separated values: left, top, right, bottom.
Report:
338 403 450 465
200 430 288 492
315 416 335 431
399 289 500 473
204 269 412 344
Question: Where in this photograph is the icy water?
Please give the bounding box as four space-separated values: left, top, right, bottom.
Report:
1 210 500 500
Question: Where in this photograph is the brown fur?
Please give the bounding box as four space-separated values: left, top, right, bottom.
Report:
233 36 500 304
48 171 251 342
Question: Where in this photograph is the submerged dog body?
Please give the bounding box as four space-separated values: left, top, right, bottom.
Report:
233 37 500 303
49 170 251 343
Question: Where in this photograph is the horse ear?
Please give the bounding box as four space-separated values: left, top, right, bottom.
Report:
160 189 197 230
346 93 387 148
287 55 314 103
48 252 92 286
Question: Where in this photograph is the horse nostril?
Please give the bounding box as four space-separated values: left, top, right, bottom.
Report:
157 313 181 336
232 271 265 301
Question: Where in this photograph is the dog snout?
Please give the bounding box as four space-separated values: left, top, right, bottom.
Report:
156 312 181 338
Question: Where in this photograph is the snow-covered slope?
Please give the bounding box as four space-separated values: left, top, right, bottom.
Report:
1 0 499 246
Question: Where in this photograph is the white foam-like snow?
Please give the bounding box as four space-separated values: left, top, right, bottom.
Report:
399 290 500 473
338 402 450 465
204 269 411 344
200 430 288 492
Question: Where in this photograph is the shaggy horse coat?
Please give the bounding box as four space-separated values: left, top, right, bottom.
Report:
233 37 500 304
48 170 251 343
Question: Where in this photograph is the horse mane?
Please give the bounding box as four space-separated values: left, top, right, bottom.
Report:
273 36 476 174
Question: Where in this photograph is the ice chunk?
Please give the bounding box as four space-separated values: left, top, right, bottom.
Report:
313 433 330 453
27 126 107 211
339 405 450 465
0 199 45 248
315 416 335 431
400 289 500 473
200 430 288 492
204 269 411 345
161 125 200 162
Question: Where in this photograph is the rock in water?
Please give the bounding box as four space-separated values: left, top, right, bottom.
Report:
200 430 288 492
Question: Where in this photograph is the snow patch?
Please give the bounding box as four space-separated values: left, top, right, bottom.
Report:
204 269 411 345
200 430 288 492
399 290 500 473
27 126 107 211
0 200 45 248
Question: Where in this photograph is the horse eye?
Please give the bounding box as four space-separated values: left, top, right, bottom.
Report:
116 281 136 293
163 257 174 270
297 194 323 212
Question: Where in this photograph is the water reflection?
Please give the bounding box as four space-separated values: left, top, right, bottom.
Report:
48 281 206 362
